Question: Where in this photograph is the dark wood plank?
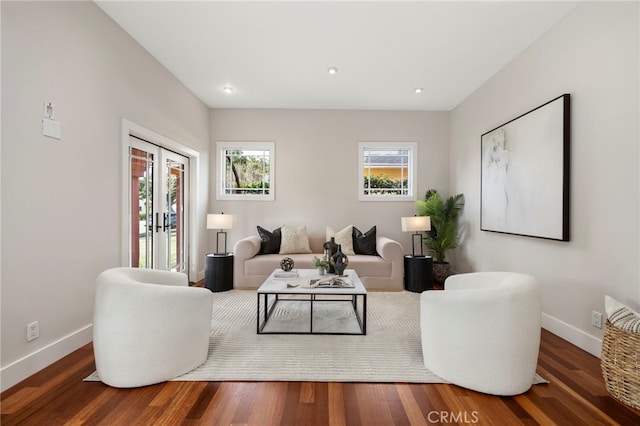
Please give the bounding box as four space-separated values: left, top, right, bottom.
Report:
2 329 640 425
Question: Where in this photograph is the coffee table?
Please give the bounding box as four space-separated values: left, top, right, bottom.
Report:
257 269 367 335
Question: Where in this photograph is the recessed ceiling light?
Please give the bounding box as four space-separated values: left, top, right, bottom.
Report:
327 67 338 75
414 88 424 94
222 86 234 94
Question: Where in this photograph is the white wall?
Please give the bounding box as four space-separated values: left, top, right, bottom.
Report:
1 1 210 391
450 1 639 356
209 109 450 251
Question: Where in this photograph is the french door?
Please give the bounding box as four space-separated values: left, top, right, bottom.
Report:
128 136 189 272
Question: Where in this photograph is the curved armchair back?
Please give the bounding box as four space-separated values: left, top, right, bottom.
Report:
420 272 541 396
93 267 213 388
98 266 190 287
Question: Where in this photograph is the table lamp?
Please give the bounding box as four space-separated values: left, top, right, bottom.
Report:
401 216 431 257
207 213 234 254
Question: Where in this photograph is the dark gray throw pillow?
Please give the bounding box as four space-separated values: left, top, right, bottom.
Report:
353 226 377 255
257 226 281 254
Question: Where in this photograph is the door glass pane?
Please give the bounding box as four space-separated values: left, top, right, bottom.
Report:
129 136 189 274
130 147 154 268
166 159 185 272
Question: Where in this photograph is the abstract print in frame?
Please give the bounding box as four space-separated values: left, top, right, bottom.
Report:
481 94 570 241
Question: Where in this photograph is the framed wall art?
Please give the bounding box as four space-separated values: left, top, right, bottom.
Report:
480 94 570 241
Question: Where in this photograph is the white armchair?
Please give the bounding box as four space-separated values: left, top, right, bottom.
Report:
420 272 541 396
93 267 213 388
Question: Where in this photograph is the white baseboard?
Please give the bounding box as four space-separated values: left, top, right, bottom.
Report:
542 312 602 358
1 324 93 392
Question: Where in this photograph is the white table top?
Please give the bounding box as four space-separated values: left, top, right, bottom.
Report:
257 269 367 295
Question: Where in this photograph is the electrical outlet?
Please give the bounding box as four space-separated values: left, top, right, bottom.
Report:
592 311 603 329
27 321 39 342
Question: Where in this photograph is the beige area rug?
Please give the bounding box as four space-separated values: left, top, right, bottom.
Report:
86 290 547 384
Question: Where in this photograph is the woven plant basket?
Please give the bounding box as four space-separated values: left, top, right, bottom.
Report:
601 320 640 410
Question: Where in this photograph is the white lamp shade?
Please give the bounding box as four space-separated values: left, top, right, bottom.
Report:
401 216 431 232
207 213 234 230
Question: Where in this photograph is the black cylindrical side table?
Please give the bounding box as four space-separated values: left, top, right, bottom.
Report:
404 255 434 292
205 253 234 292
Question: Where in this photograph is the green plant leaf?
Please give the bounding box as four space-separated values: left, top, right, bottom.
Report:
415 190 464 263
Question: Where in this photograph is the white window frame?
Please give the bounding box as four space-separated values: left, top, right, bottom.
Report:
358 142 417 202
216 141 275 201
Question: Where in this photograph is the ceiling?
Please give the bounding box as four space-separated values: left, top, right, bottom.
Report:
95 1 579 111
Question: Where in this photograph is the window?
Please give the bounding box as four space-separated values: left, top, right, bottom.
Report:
358 142 417 201
217 141 275 201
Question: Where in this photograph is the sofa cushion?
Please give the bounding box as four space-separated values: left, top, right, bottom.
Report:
280 225 312 254
245 254 314 276
326 225 355 255
257 226 281 254
244 253 392 278
353 226 377 255
348 254 392 277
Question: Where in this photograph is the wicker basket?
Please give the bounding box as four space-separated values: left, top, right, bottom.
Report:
601 320 640 410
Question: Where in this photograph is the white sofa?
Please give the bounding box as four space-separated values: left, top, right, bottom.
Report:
93 267 213 388
233 233 404 290
420 272 541 396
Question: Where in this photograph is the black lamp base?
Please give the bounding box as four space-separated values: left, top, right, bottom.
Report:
215 231 228 255
411 233 424 257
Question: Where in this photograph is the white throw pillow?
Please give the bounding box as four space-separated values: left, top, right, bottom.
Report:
326 225 355 255
279 225 312 254
605 295 640 333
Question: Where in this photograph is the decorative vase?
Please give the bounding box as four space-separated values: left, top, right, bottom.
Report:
317 267 326 276
330 244 349 276
323 237 338 273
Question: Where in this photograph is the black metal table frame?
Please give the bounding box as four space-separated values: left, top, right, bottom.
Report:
256 292 367 335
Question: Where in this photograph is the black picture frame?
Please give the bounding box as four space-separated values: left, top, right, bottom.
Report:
480 94 570 241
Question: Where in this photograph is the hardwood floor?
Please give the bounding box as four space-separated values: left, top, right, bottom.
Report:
2 330 639 425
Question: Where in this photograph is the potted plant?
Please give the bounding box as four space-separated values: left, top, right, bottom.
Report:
312 256 329 275
415 189 465 284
